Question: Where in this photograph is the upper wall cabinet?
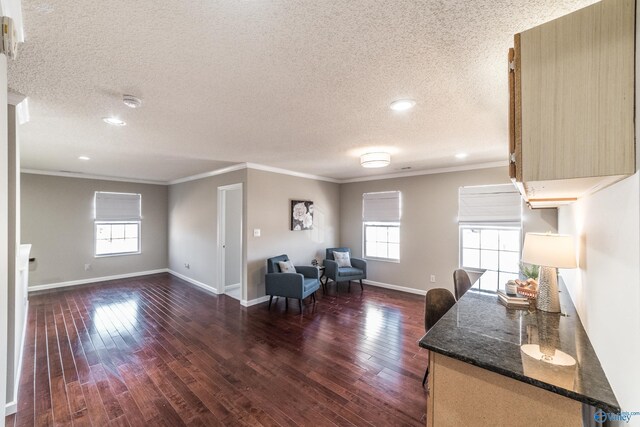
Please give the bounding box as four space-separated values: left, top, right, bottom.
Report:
508 0 635 208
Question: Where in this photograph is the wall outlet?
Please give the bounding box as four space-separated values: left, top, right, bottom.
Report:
430 274 436 283
253 228 261 237
84 263 91 271
184 263 190 269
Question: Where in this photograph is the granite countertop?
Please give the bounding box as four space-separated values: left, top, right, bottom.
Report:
418 281 620 413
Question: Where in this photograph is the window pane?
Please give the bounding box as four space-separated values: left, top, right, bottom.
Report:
462 228 480 249
462 249 480 268
499 251 520 274
366 226 377 242
499 229 520 251
96 224 111 240
111 224 125 239
388 227 400 243
480 249 499 270
388 243 399 260
479 270 499 292
96 239 110 255
366 242 377 258
376 227 388 243
376 242 388 258
122 238 139 253
125 224 139 238
481 229 499 250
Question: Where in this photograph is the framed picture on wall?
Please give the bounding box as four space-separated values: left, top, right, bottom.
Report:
291 200 314 231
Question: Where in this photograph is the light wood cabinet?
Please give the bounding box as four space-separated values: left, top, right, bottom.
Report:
509 0 635 208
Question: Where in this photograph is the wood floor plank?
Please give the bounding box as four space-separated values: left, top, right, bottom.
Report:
7 273 427 426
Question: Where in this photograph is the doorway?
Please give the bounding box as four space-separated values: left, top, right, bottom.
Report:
217 184 243 301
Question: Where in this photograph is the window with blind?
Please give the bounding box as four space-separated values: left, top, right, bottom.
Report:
458 184 522 291
362 191 401 261
94 192 142 256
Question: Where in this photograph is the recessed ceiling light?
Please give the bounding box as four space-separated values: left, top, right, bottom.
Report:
123 95 142 109
78 156 90 161
361 152 391 168
455 153 468 159
390 99 416 112
103 117 126 126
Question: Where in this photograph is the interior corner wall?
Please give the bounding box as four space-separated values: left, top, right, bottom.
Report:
21 173 168 286
339 166 557 295
245 169 340 301
168 169 247 293
557 173 640 422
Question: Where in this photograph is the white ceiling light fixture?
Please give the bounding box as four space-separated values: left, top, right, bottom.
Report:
78 156 90 161
361 152 391 168
455 152 468 159
390 99 416 112
103 117 126 126
123 94 142 109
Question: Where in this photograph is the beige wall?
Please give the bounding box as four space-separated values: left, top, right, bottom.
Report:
21 173 168 286
168 169 247 294
339 166 557 295
246 169 340 301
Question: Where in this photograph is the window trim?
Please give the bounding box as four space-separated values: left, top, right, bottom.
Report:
94 220 142 258
362 221 401 262
458 223 522 291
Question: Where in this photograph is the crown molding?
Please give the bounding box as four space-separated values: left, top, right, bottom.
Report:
338 161 508 183
245 162 341 183
167 163 248 185
21 169 166 185
7 91 26 106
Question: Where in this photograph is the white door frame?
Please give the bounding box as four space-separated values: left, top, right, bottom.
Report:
216 183 243 298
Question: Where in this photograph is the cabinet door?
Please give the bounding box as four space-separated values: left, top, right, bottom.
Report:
519 0 635 182
508 39 522 183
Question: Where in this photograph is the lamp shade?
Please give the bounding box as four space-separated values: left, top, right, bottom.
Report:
521 233 577 268
360 152 391 168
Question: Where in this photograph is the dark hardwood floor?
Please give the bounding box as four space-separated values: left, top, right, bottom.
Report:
5 273 428 426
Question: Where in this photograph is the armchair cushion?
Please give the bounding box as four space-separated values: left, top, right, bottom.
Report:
333 251 352 267
278 260 297 273
338 267 363 277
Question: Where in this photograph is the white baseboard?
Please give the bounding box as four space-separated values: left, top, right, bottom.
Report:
5 300 29 415
28 269 169 292
362 279 427 296
224 283 241 291
241 295 270 307
167 269 221 295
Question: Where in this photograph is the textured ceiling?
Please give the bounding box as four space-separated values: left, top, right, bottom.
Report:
9 0 596 182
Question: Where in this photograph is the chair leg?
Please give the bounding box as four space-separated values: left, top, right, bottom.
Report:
348 280 351 293
299 299 302 312
360 279 364 291
422 365 430 387
285 298 288 310
268 295 273 310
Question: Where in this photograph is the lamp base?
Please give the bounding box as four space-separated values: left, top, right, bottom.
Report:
536 266 561 313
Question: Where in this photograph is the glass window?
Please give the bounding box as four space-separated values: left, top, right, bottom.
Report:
95 221 141 256
460 226 521 292
364 223 400 261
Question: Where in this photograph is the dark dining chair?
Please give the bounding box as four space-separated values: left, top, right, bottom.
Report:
453 269 472 301
422 288 456 387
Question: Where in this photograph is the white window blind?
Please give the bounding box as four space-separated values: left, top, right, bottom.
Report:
458 184 521 224
363 191 401 222
95 192 141 221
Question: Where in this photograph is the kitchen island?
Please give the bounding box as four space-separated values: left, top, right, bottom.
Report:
418 282 619 426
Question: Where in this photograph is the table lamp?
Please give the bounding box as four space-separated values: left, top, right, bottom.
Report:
521 233 577 313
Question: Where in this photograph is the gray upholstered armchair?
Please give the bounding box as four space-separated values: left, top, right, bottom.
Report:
324 247 366 293
265 254 320 311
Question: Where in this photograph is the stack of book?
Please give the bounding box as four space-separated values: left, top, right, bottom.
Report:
497 289 531 309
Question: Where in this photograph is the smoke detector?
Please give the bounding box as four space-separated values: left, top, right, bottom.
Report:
123 95 142 109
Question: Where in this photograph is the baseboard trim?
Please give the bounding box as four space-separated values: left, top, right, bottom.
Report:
362 279 427 296
28 269 169 292
5 300 29 415
241 295 270 307
167 270 221 295
224 283 241 291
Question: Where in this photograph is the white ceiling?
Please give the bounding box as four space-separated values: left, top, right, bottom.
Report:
9 0 596 183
